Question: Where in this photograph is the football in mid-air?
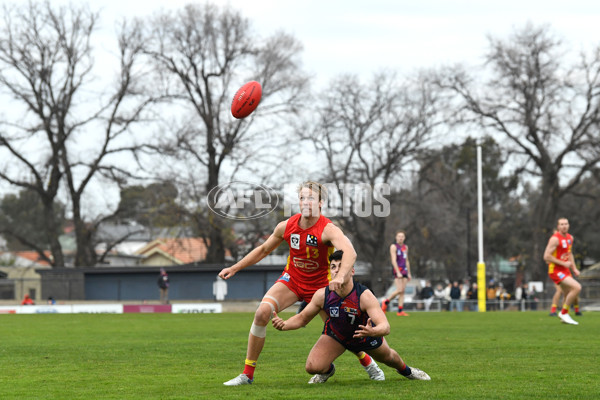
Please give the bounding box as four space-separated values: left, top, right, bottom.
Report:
231 81 262 119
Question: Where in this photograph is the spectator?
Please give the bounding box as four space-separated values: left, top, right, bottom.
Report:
459 281 468 312
421 281 434 311
434 283 445 311
496 284 510 310
520 283 529 311
486 282 497 311
157 268 170 304
443 282 452 311
21 294 35 305
467 283 478 311
47 297 56 305
449 281 461 311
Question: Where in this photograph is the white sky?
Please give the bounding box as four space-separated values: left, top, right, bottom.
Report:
93 0 600 88
3 0 600 212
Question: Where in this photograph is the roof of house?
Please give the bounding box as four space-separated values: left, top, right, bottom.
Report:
134 238 209 265
0 250 52 267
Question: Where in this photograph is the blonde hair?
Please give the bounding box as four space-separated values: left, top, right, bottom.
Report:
297 181 328 202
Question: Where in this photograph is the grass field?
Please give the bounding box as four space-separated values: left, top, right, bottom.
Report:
1 311 598 399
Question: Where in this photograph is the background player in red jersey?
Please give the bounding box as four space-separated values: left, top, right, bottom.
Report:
543 218 581 325
549 283 582 317
381 231 412 316
272 250 430 383
219 181 381 385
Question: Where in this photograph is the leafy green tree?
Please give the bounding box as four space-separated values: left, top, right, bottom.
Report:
0 190 65 262
116 182 182 228
407 137 524 281
556 174 600 267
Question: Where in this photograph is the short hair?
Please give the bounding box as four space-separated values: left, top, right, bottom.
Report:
395 230 406 236
329 250 343 262
556 217 569 226
297 181 327 202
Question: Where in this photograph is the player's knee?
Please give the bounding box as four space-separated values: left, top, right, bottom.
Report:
254 303 273 325
305 360 326 375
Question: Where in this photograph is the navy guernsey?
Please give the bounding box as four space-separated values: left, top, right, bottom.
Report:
322 282 383 352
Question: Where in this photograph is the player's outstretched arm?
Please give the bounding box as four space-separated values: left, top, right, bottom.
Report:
218 220 286 280
354 289 390 338
324 227 357 291
272 289 324 331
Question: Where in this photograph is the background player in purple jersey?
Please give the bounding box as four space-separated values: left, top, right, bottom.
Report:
272 250 430 383
382 231 412 316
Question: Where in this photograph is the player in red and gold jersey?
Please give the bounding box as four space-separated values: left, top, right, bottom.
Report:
219 181 381 385
543 218 581 325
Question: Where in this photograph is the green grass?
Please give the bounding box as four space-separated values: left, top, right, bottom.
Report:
0 311 598 399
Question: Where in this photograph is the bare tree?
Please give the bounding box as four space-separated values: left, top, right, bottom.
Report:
0 1 154 266
409 137 525 282
306 71 444 295
439 24 600 280
141 3 310 263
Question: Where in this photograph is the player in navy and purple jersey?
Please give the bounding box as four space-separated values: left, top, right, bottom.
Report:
272 250 430 383
382 230 412 316
322 280 383 353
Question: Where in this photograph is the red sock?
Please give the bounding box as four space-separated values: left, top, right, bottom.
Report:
243 359 256 379
550 304 557 313
574 305 579 313
357 352 372 367
560 307 568 315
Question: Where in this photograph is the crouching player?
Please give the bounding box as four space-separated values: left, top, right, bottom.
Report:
272 250 430 383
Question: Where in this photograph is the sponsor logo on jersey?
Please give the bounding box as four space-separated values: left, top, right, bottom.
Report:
343 307 357 314
290 234 300 249
278 272 291 282
306 234 318 247
292 257 319 271
329 307 340 317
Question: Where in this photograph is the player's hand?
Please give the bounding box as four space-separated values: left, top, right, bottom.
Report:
271 311 285 330
354 318 375 338
573 269 580 277
218 267 235 280
329 276 344 291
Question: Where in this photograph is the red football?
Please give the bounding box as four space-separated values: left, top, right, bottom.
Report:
231 81 262 119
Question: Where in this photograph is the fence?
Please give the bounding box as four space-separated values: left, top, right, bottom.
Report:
399 298 598 312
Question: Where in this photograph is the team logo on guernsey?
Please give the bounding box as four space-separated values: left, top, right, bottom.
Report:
329 307 340 317
278 273 291 282
290 234 300 249
293 257 319 271
306 234 318 247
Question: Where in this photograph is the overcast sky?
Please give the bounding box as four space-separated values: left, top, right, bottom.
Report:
93 0 600 88
4 1 600 210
